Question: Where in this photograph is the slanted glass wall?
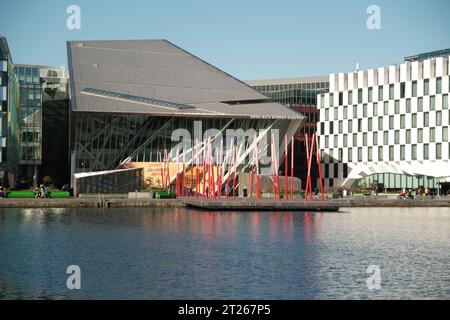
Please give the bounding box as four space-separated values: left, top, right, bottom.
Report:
73 112 289 174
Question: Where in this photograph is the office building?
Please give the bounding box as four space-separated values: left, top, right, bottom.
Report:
0 36 20 187
317 50 450 193
15 64 69 187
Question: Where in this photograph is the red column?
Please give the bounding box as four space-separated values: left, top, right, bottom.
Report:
271 140 276 200
304 134 310 202
316 134 325 202
166 150 171 192
202 156 206 199
290 136 294 200
232 144 236 199
159 152 164 190
284 134 288 201
256 142 261 200
309 134 315 202
211 145 216 200
250 165 254 198
182 161 186 198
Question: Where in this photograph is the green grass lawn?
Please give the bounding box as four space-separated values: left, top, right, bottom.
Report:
5 191 71 199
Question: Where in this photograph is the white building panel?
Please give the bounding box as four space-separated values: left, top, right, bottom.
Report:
368 69 376 87
338 73 345 91
357 71 364 88
435 57 444 77
411 61 419 81
400 64 408 82
329 74 336 92
388 65 396 84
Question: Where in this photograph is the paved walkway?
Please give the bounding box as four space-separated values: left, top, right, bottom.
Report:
0 196 449 208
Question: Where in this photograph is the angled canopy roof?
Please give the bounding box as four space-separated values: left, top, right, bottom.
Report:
67 39 304 120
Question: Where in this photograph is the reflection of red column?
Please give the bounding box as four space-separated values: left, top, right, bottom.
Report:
315 134 325 202
304 212 313 240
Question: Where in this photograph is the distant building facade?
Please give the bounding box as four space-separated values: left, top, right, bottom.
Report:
318 50 450 193
0 36 20 187
14 64 69 187
247 77 329 189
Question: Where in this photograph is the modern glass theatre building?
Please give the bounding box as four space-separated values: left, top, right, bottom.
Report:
317 50 450 193
67 40 304 191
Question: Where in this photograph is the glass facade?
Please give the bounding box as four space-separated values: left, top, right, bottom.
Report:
250 79 329 189
15 65 42 165
11 65 69 187
358 173 438 190
73 112 289 176
0 36 21 187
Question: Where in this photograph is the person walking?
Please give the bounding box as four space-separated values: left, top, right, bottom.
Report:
243 186 248 198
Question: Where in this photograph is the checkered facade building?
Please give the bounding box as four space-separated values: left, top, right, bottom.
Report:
317 55 450 190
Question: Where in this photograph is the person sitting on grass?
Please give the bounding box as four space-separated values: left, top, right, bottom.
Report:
34 186 42 198
41 184 49 198
0 186 5 198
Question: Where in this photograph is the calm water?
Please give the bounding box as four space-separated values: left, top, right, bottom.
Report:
0 207 449 300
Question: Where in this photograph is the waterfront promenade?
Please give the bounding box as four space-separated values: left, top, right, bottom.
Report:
0 196 449 208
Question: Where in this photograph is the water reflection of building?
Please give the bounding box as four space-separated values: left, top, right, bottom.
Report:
247 77 329 189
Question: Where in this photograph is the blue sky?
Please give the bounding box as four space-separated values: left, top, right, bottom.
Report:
1 0 449 80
